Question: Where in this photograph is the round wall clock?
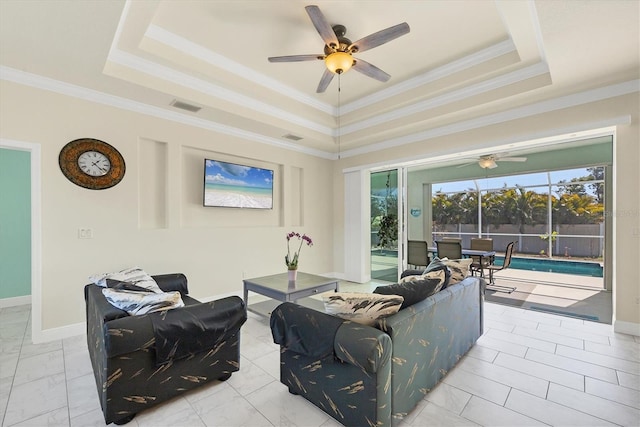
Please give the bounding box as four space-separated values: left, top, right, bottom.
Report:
58 138 126 190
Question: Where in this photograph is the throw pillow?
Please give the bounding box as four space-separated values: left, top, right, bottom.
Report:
373 274 444 309
323 292 404 326
89 267 161 293
422 257 451 289
441 258 473 284
101 287 184 316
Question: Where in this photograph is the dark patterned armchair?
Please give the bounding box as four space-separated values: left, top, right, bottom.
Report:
270 276 484 426
84 273 247 425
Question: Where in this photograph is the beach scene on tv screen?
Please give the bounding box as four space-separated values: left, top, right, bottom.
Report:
204 160 273 208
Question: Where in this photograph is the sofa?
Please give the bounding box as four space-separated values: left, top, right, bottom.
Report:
84 273 247 425
270 275 484 427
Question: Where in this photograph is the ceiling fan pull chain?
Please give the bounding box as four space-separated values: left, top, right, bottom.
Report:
337 74 341 160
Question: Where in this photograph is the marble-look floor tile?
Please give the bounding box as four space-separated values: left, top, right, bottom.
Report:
71 407 133 427
476 335 527 358
617 370 640 391
190 381 273 426
484 319 515 333
407 401 479 426
63 345 93 381
485 328 557 353
134 395 204 427
19 337 62 359
4 373 67 426
251 347 280 380
246 381 331 427
227 357 275 396
557 344 640 375
526 347 618 383
505 388 617 426
484 312 539 330
585 376 640 409
457 354 549 398
537 322 610 344
441 366 510 405
10 406 69 427
13 349 64 386
466 344 498 363
584 340 640 362
512 325 584 348
67 372 100 419
494 352 584 390
547 382 640 426
425 381 472 414
461 396 547 426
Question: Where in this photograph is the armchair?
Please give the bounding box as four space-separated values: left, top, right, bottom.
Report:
84 273 247 425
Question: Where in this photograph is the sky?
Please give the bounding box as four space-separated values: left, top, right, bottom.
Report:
433 167 603 195
204 159 273 189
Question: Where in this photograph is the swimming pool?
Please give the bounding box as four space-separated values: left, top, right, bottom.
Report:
493 256 603 277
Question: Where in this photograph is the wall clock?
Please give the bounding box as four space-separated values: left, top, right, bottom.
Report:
58 138 125 190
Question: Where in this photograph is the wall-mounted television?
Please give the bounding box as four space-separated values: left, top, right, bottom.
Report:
203 159 274 209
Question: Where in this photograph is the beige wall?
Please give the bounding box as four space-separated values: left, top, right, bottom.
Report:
1 78 638 337
0 81 334 334
334 92 640 333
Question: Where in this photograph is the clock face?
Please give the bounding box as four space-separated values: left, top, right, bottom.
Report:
59 138 125 189
78 151 111 176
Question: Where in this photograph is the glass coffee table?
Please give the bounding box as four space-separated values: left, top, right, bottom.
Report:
243 272 339 316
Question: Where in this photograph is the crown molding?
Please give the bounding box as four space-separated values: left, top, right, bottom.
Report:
144 24 334 116
340 61 549 135
106 49 334 136
340 38 518 115
340 80 639 158
2 65 635 162
0 65 334 160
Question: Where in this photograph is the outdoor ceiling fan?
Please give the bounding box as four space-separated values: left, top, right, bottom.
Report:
458 154 528 169
268 5 410 93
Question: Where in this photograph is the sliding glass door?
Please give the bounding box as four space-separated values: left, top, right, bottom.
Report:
370 169 400 281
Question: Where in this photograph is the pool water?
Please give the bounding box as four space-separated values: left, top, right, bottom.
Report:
493 256 603 277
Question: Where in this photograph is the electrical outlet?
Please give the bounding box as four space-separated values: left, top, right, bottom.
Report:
78 228 93 239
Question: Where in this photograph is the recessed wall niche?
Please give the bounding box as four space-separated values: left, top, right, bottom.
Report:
181 146 283 228
138 138 168 229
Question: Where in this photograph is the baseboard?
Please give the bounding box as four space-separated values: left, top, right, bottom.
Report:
32 321 86 344
0 295 31 308
614 320 640 337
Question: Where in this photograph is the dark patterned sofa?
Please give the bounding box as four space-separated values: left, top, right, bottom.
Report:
84 273 247 425
270 276 484 427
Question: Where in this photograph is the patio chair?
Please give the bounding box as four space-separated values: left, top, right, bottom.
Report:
407 240 430 269
436 240 462 260
485 241 517 293
470 237 494 278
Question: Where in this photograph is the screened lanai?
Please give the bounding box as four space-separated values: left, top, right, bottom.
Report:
371 136 613 322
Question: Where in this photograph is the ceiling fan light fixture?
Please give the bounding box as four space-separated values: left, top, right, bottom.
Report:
479 158 498 169
325 51 353 74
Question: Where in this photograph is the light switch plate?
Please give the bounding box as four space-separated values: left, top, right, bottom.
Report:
78 228 93 239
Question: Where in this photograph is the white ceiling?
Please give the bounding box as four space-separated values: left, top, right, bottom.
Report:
1 0 638 159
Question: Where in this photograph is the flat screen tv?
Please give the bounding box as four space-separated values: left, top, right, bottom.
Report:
203 159 274 209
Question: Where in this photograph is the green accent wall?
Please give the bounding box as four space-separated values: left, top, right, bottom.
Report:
0 148 31 299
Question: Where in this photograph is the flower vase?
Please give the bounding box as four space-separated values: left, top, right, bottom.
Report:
288 269 297 282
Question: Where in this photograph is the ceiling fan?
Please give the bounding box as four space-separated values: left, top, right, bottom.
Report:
268 5 410 93
458 154 528 169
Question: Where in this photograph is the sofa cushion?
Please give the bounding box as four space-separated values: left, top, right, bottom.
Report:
323 292 403 326
373 274 444 309
89 266 161 293
442 258 473 284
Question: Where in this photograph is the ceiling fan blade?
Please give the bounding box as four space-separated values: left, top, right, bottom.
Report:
499 157 527 162
305 5 339 48
352 59 390 82
268 54 323 63
349 22 410 53
316 68 335 93
456 161 477 169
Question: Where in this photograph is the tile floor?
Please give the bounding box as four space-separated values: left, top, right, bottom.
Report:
1 285 639 427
